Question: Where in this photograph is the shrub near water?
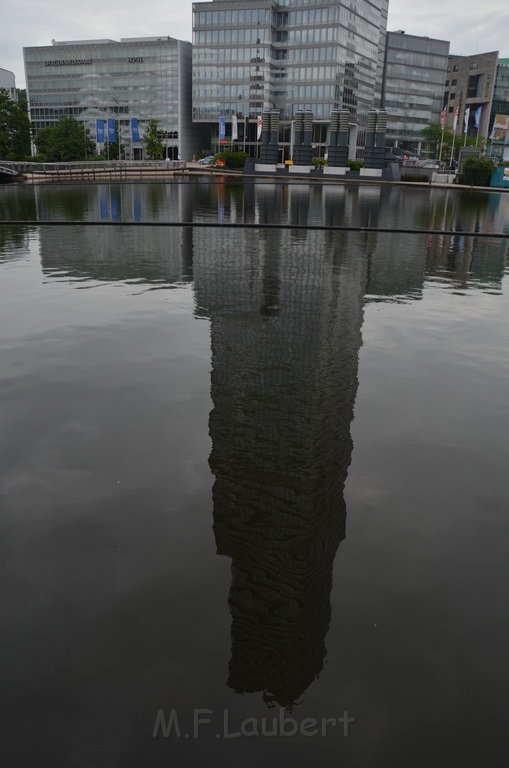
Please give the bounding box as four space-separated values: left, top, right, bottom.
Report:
459 156 495 187
213 151 249 168
347 159 364 171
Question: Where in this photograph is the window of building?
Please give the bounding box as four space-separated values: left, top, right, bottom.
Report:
445 80 449 86
451 79 457 85
467 74 479 98
470 62 478 70
453 65 458 71
448 106 454 113
450 92 455 100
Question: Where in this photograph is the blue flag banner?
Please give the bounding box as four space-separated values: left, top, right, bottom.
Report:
110 189 121 222
130 117 140 142
108 118 117 143
133 191 142 222
219 115 226 141
474 106 482 130
99 190 109 220
96 119 105 143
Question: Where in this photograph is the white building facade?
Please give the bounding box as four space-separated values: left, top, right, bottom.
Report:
23 37 200 160
0 68 17 100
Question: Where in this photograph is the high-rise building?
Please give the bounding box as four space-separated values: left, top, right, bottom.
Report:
192 0 389 159
0 67 17 100
382 31 450 154
443 51 498 141
492 58 509 118
489 58 509 159
23 37 202 160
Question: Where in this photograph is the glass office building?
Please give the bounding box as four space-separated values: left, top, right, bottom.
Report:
0 68 17 101
382 31 450 153
192 0 389 157
23 37 201 160
488 58 509 160
493 58 509 112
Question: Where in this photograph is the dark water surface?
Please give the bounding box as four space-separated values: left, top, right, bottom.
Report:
1 180 509 767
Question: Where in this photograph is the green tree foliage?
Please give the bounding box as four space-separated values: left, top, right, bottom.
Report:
0 88 31 160
421 123 485 164
35 117 95 162
143 119 164 159
459 156 495 187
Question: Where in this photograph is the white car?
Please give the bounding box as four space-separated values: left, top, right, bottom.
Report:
197 155 214 165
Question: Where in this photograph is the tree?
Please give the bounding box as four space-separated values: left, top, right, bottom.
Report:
0 88 31 160
143 119 163 159
35 117 95 162
421 122 486 164
421 124 449 158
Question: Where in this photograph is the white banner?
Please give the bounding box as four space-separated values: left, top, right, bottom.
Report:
256 115 262 141
232 114 238 141
464 106 471 135
490 114 509 142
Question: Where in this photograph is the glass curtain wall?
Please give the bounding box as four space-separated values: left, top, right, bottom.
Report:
192 0 389 156
24 39 189 159
382 32 450 152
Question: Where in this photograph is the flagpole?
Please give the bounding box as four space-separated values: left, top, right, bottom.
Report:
463 106 470 147
451 114 458 171
438 106 446 162
474 106 482 148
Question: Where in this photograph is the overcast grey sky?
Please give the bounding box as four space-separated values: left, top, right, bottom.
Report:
3 0 508 88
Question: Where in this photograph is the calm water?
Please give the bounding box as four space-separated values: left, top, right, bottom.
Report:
1 180 509 767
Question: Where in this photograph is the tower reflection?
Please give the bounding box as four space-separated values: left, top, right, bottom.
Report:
194 216 367 707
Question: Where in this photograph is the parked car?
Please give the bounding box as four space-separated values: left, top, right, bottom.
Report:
197 155 214 165
389 147 418 164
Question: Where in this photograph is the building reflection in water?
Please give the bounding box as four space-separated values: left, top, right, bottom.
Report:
28 179 509 705
193 183 370 705
415 188 509 292
0 185 37 258
36 183 195 286
192 183 507 707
